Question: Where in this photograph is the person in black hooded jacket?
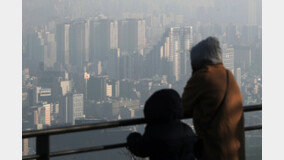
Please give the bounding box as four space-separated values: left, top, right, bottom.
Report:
126 89 197 160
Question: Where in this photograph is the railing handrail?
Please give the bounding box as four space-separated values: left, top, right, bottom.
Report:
23 104 262 138
23 125 262 160
22 104 262 160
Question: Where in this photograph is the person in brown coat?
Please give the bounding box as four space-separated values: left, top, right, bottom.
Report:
182 37 245 160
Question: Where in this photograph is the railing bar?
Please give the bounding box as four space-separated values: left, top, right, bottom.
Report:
48 125 261 157
23 104 262 138
243 104 262 112
49 143 127 157
23 118 146 138
23 125 261 159
244 125 262 131
22 154 39 160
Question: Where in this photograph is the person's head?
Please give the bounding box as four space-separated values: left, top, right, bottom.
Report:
190 37 223 72
144 89 182 124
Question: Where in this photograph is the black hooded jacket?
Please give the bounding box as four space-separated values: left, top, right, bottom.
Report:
127 89 197 160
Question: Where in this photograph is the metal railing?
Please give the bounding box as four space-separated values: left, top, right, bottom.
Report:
22 104 262 160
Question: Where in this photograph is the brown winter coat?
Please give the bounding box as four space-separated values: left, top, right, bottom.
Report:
182 64 245 160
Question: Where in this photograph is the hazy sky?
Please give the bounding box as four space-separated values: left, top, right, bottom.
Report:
23 0 261 29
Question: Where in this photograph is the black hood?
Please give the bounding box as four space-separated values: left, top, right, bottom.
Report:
144 89 182 124
190 37 223 72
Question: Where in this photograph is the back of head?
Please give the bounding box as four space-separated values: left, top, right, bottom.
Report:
190 37 223 72
144 89 182 124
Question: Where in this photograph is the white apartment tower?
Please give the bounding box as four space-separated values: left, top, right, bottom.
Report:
167 26 193 81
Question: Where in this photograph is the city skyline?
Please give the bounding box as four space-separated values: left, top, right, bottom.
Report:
21 0 262 159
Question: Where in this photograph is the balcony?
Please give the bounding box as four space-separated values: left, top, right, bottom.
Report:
22 104 262 160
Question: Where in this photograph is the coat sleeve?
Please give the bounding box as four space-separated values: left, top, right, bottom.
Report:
126 131 151 158
182 73 202 118
183 69 227 124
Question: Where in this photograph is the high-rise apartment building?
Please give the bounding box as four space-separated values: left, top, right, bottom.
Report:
44 32 57 70
60 93 84 125
110 21 118 49
56 23 70 67
164 26 193 81
137 19 146 51
68 94 84 125
180 26 193 78
118 19 146 53
38 88 52 103
106 83 112 98
60 80 73 96
90 19 118 60
118 53 143 80
69 20 87 70
87 76 106 101
105 49 120 80
34 102 51 126
222 44 235 75
113 81 120 98
235 67 242 88
23 139 29 156
43 103 51 126
33 87 52 104
26 31 45 74
225 24 237 44
84 19 90 63
234 45 252 72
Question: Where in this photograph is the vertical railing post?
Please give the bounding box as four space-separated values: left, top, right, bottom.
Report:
36 135 49 160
